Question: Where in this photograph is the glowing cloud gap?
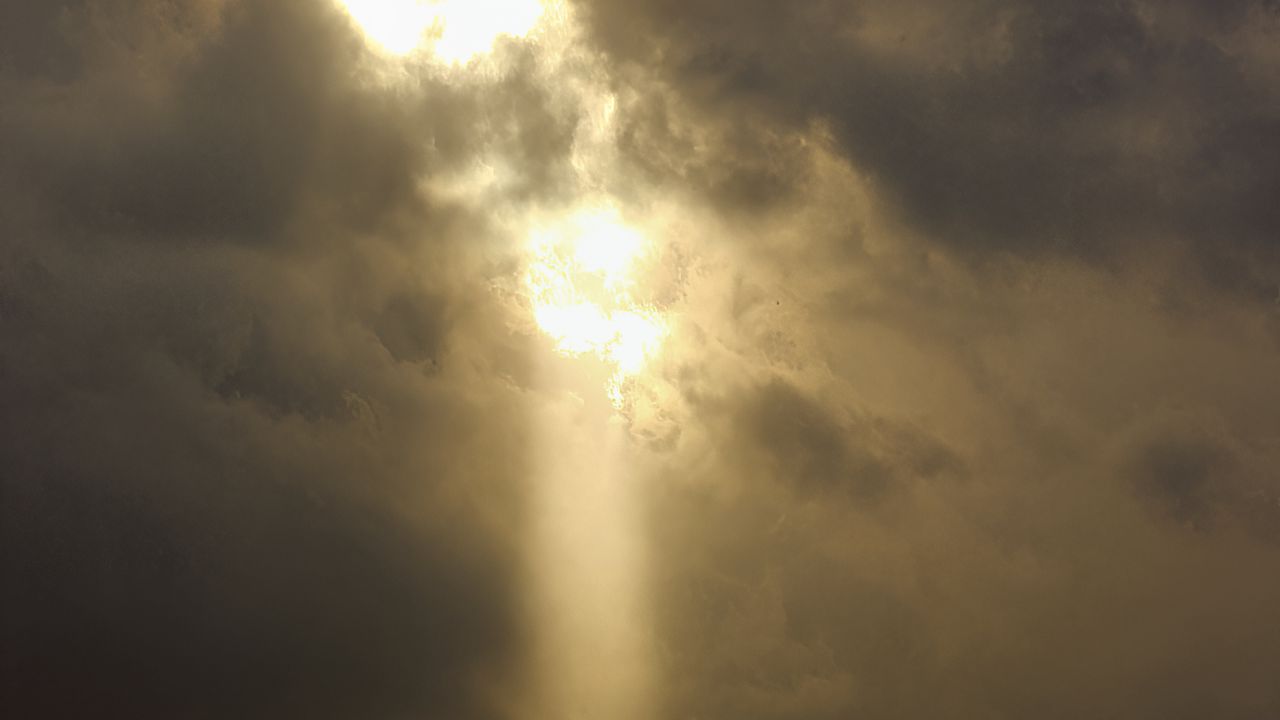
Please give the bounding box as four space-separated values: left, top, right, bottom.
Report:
335 0 544 61
526 206 669 406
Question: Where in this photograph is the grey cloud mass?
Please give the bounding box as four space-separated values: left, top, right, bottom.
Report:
585 0 1280 296
2 1 545 717
5 1 1280 719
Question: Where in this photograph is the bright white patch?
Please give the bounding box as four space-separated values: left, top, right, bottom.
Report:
335 0 432 55
430 0 545 63
336 0 544 62
526 207 668 406
571 209 643 283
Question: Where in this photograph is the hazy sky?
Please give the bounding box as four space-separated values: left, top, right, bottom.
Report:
3 1 1280 718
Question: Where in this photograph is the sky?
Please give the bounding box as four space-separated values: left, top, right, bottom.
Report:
2 1 1280 718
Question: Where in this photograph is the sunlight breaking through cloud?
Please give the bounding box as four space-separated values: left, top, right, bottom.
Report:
526 206 669 406
336 0 544 62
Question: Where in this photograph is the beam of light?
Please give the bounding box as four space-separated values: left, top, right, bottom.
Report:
338 5 660 719
335 0 544 62
525 206 669 407
527 400 655 720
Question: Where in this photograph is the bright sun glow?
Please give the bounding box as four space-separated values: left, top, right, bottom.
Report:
340 0 663 406
336 0 544 61
526 207 668 406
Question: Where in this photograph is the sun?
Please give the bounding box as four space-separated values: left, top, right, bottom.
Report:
525 206 669 406
335 0 545 61
339 0 663 404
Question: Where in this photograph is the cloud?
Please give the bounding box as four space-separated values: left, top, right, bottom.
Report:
4 1 1280 719
0 1 564 717
580 0 1280 296
568 2 1280 715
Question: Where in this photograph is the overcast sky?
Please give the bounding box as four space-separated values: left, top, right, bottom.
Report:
3 1 1280 718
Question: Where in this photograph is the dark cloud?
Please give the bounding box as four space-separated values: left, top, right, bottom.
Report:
582 0 1280 295
695 378 961 501
1123 421 1280 540
1129 433 1233 529
1 1 558 717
